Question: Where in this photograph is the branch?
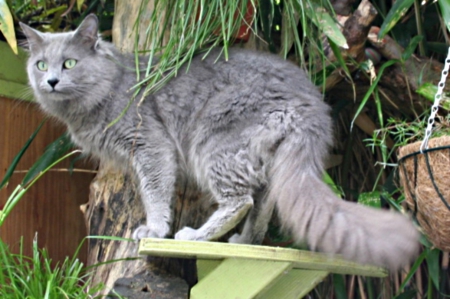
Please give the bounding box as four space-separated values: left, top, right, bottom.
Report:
325 0 378 90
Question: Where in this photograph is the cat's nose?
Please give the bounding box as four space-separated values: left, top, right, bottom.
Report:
47 78 60 88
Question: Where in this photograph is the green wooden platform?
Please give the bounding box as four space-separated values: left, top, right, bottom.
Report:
139 238 387 299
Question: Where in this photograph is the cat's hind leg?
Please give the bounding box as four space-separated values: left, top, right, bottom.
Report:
175 148 262 241
228 188 274 244
175 193 253 241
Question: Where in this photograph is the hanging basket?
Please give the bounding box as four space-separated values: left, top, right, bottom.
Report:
397 135 450 251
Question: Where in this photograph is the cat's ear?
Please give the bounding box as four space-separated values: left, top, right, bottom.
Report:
19 22 44 51
73 14 99 49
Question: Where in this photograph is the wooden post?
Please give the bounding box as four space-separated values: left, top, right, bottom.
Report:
84 2 215 296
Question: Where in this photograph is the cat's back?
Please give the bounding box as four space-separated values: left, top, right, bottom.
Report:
155 48 323 119
150 48 329 148
187 48 314 91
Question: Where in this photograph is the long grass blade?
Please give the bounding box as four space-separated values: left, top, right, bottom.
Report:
0 119 47 189
305 2 348 49
398 249 427 293
22 133 74 186
351 59 398 130
438 0 450 33
378 0 415 38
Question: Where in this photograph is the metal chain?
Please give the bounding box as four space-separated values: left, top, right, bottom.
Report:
420 46 450 152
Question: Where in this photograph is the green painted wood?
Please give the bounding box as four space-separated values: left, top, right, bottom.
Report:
257 269 329 299
0 41 33 101
190 258 292 299
196 259 222 281
139 238 387 277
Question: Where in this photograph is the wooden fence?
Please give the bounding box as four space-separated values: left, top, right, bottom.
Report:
0 41 93 265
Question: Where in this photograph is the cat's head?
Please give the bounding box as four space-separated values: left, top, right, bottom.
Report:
20 14 118 113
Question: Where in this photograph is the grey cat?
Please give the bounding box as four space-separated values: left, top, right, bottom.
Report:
20 14 419 271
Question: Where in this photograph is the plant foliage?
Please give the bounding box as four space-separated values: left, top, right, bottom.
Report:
1 0 450 298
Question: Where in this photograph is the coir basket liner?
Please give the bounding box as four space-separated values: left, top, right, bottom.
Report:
398 135 450 251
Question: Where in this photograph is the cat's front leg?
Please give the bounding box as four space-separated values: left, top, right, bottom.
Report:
131 147 177 240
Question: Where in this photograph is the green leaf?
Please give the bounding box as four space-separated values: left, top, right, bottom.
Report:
439 0 450 33
0 120 46 189
313 62 338 86
77 0 85 12
416 82 438 102
416 83 450 110
22 133 74 186
427 42 450 55
323 172 343 197
332 274 348 299
426 248 440 290
378 0 415 39
358 191 382 208
0 0 18 54
351 59 399 129
394 290 417 299
398 249 427 293
402 35 423 61
305 4 348 49
381 192 404 211
328 38 351 77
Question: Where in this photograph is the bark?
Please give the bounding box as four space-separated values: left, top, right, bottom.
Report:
323 1 449 125
112 0 169 53
367 26 450 115
324 0 378 90
83 1 214 296
83 164 148 292
330 0 356 16
84 163 201 296
326 25 450 120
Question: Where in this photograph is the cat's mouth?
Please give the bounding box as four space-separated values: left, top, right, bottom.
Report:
40 88 70 100
46 90 62 96
42 87 64 95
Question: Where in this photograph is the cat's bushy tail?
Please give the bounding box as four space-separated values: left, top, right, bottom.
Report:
268 137 420 271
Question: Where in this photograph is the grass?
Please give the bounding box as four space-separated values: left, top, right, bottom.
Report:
2 0 450 297
0 131 109 298
0 236 104 299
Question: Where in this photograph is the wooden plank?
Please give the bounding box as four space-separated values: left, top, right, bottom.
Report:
191 258 292 299
197 259 222 281
196 260 327 299
257 269 329 299
139 238 387 277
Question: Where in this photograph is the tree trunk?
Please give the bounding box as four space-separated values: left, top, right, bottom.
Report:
82 2 214 296
84 163 207 297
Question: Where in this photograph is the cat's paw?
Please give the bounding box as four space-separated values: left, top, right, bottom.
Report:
132 224 167 241
228 233 245 244
175 227 205 241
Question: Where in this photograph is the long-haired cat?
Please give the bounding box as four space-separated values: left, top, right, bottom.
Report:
20 14 419 270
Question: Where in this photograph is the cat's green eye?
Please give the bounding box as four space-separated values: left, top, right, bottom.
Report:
63 59 77 69
37 61 48 71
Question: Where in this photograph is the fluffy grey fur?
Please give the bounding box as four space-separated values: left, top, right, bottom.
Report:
20 14 419 270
